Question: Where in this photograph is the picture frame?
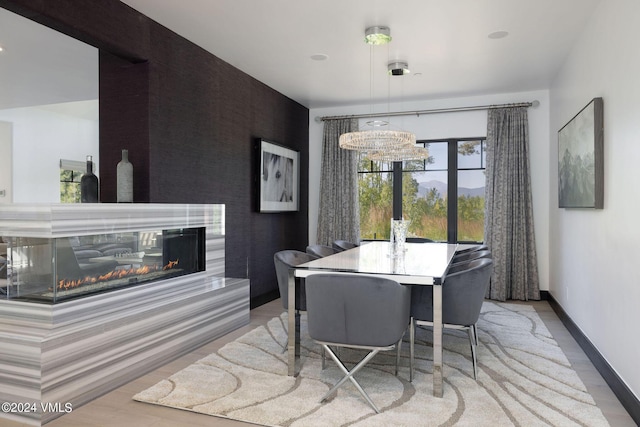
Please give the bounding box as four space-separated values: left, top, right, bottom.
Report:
558 97 604 209
257 139 300 212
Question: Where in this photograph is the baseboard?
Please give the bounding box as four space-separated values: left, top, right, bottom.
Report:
547 293 640 425
251 289 280 309
539 290 550 300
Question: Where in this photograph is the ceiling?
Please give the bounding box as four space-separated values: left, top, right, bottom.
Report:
120 0 601 109
0 1 601 112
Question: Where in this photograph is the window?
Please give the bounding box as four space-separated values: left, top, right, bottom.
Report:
358 138 486 243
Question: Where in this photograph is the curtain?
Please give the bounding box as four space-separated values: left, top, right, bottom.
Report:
316 119 360 246
484 107 540 301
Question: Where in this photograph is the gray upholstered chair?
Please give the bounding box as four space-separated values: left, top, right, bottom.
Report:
306 244 338 258
409 257 493 381
332 240 358 252
305 273 410 413
273 250 318 312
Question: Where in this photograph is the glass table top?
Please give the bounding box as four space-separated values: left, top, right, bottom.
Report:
296 241 459 283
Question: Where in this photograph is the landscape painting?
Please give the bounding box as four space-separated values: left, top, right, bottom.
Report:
558 97 604 209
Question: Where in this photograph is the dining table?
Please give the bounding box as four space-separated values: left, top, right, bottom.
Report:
287 240 462 398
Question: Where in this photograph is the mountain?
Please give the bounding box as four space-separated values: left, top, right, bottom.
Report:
417 180 484 198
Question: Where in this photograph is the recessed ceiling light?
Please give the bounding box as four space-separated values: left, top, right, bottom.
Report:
488 31 509 39
310 53 328 61
0 46 4 52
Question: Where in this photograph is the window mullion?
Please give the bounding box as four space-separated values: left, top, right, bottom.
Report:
392 161 403 220
447 140 457 244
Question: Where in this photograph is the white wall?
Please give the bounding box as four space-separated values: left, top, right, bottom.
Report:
309 89 550 291
549 0 640 401
0 121 12 203
0 101 99 203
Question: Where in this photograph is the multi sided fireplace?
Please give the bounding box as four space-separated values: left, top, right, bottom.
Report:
3 227 205 303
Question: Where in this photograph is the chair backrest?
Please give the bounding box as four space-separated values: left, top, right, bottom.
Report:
454 244 488 255
451 248 492 265
405 237 434 243
306 244 338 258
274 250 318 310
306 273 410 347
411 258 493 327
332 240 358 251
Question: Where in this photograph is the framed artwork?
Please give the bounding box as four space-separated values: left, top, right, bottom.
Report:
558 97 604 209
258 139 299 212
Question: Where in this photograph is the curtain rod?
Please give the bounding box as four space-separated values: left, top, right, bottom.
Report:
317 100 539 122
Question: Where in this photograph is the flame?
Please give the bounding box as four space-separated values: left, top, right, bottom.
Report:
58 259 179 290
163 259 179 270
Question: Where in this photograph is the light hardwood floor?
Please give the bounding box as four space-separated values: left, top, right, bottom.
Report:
3 299 636 427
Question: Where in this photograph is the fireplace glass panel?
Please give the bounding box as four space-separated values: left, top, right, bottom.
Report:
2 227 205 304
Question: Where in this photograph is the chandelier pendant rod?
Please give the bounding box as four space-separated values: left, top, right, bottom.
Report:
320 100 538 122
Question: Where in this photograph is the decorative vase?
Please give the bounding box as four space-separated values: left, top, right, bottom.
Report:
391 219 410 256
80 155 99 203
117 149 133 203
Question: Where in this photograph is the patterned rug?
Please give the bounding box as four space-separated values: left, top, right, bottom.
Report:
133 302 609 426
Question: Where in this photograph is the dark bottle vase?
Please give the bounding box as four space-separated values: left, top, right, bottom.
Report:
80 155 99 203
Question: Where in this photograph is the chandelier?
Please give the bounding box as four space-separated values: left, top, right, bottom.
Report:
339 26 416 154
339 120 415 151
366 145 430 162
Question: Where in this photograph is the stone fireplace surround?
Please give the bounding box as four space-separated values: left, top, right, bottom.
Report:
0 204 250 426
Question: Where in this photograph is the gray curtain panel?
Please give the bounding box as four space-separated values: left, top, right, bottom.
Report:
484 107 540 301
317 119 360 246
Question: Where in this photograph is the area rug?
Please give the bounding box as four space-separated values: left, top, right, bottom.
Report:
133 302 609 426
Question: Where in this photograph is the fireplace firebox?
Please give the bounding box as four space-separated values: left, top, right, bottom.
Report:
4 227 205 303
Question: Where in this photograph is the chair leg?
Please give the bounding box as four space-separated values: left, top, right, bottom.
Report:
395 337 402 376
321 344 381 413
409 317 415 382
468 325 478 380
472 323 479 346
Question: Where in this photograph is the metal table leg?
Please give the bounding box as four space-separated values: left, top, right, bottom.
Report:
432 284 443 397
287 268 299 376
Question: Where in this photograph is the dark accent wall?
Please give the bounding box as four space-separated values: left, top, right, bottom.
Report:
1 0 309 303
